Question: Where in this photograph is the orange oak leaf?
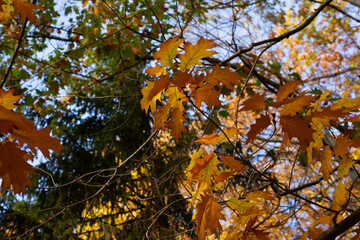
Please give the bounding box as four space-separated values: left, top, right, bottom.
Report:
166 107 187 142
0 89 22 110
195 128 238 145
206 65 242 90
220 155 245 172
13 0 40 23
153 104 170 130
13 127 64 159
246 191 275 201
280 94 315 116
280 115 314 149
191 83 221 109
165 85 187 112
173 71 193 88
140 80 162 114
153 38 184 67
214 171 234 183
338 155 353 178
195 194 225 240
0 105 35 133
310 106 348 127
246 114 271 143
0 142 35 194
319 146 332 181
241 93 266 111
333 135 351 159
332 96 360 111
189 151 219 186
148 75 170 101
227 197 257 215
145 64 166 76
178 37 217 71
331 180 347 211
276 80 301 101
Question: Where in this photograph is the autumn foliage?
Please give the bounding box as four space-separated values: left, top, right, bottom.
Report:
2 0 360 239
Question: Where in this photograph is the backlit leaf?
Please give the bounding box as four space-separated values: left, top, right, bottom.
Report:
241 93 266 111
153 38 184 67
276 80 301 101
0 89 22 110
13 127 64 159
206 65 242 90
0 142 35 194
319 146 332 181
195 194 225 240
179 37 217 71
246 114 271 143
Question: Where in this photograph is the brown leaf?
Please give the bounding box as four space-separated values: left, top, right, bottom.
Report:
220 155 245 172
241 93 266 111
246 114 271 143
166 107 187 142
206 65 242 90
148 75 170 101
140 80 162 114
13 0 40 23
0 142 35 194
13 127 64 159
191 83 221 109
280 115 314 149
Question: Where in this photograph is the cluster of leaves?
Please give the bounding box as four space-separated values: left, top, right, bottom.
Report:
141 38 360 239
0 89 63 193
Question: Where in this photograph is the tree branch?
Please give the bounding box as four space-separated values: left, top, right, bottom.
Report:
315 208 360 240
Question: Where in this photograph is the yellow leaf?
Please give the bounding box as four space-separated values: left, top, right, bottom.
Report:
0 89 22 110
331 180 347 211
338 155 353 178
140 80 162 114
319 146 332 181
189 151 219 186
179 37 217 71
153 38 184 68
145 64 166 76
